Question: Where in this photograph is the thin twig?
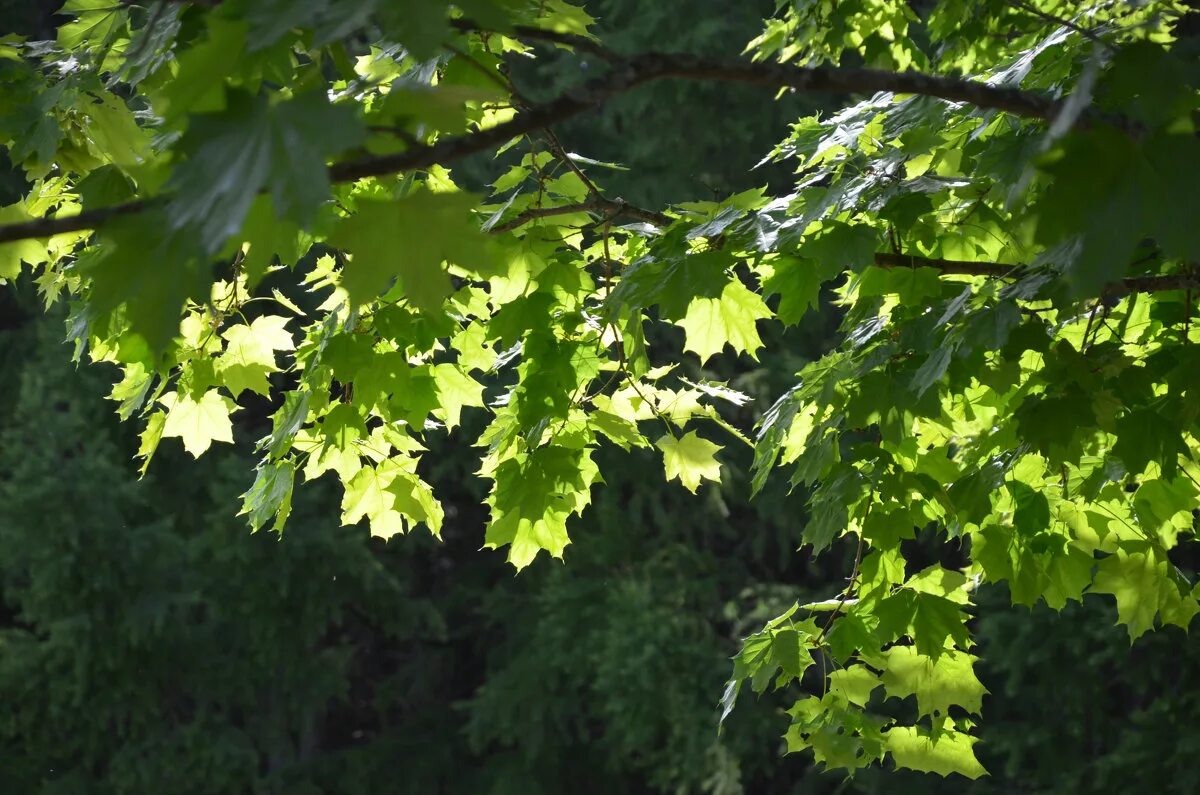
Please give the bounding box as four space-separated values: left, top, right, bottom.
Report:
1081 297 1103 352
1186 287 1193 345
1007 0 1113 51
451 41 604 198
489 195 671 234
816 532 865 644
450 17 620 60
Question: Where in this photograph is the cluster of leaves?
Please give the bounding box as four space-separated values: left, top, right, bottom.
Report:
1 0 1199 779
8 300 1200 795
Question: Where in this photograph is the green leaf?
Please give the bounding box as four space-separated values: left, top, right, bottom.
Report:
1113 408 1188 479
153 18 247 122
231 196 309 289
771 627 815 683
884 725 987 779
1010 480 1050 536
799 221 878 270
1090 550 1185 641
828 665 882 707
159 389 237 457
84 212 208 357
879 646 986 717
1036 131 1143 295
761 255 840 325
677 279 772 363
217 315 294 397
341 457 441 539
57 0 126 50
168 91 363 248
135 410 166 476
331 193 492 309
589 409 647 451
1133 478 1197 538
910 592 972 658
826 611 879 662
484 446 599 569
431 363 484 429
266 390 310 461
656 431 722 493
804 467 863 553
239 460 295 532
607 250 728 320
0 203 51 280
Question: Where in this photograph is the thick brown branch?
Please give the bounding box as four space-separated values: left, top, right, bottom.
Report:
0 199 152 245
1103 272 1200 298
0 53 1128 247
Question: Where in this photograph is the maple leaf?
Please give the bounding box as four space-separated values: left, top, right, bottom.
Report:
57 0 127 50
239 460 295 532
879 647 987 717
331 193 493 309
1089 550 1192 641
431 363 485 429
159 389 237 457
656 431 723 493
217 315 294 397
677 280 772 363
484 446 599 569
84 211 209 357
341 458 441 539
0 203 51 280
167 90 363 248
761 255 841 325
884 725 987 779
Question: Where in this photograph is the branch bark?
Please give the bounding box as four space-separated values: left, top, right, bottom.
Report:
0 51 1132 247
872 253 1200 297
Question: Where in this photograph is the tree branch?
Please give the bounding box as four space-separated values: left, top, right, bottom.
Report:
871 252 1200 297
488 195 672 234
1102 271 1200 299
449 18 619 60
0 199 153 245
1006 0 1113 52
871 251 1015 278
0 52 1131 247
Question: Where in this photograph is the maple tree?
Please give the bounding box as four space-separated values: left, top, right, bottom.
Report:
1 0 1199 779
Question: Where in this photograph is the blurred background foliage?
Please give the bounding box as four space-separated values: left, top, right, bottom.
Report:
2 1 1199 793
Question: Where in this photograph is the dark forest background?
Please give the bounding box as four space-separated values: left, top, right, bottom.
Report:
1 2 1198 793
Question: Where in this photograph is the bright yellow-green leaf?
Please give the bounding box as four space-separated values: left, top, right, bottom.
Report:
0 204 49 280
885 724 987 779
159 389 236 457
1091 550 1198 641
879 647 987 717
827 665 881 707
136 410 166 476
676 280 771 362
341 457 441 539
484 446 599 569
57 0 127 50
431 363 484 429
217 315 294 397
656 431 723 493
